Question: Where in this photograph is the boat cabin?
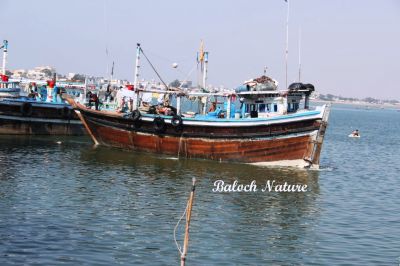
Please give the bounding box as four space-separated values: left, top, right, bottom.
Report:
0 80 20 89
0 78 21 98
130 82 314 121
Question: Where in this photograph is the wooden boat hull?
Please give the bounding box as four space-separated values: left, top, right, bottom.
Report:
70 100 330 167
0 99 85 135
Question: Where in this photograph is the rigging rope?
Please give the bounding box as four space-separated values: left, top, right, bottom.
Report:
179 63 197 89
140 48 170 90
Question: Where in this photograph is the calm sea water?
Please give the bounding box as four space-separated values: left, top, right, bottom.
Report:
0 105 399 265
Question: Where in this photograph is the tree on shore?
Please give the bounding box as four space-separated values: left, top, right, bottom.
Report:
169 79 181 88
41 68 54 78
71 74 86 82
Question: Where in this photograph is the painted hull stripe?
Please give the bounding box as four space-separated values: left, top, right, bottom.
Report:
86 116 318 141
0 114 82 124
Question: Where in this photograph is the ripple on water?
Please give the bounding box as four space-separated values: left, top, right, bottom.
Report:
0 107 399 265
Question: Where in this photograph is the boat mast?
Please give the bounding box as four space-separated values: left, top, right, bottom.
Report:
202 52 209 114
285 0 289 89
2 40 8 75
133 43 141 109
84 75 87 103
134 43 141 87
198 40 204 89
298 27 301 82
103 0 110 79
202 52 208 90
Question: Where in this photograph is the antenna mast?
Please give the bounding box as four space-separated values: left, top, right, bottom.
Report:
103 0 109 78
285 0 289 89
298 27 301 82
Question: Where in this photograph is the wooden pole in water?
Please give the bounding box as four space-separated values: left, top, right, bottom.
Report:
181 177 196 266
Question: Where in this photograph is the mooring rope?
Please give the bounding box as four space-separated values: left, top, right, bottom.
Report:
174 201 189 256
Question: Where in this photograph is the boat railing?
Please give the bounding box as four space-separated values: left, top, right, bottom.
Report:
0 81 21 89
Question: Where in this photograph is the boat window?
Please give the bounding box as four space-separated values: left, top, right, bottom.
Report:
259 104 265 112
274 104 278 112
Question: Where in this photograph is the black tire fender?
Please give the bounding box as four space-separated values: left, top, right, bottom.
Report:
153 116 166 133
131 110 141 122
303 83 315 91
20 102 33 116
171 115 183 128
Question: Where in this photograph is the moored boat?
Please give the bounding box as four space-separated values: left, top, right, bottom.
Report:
0 95 85 135
0 75 86 136
0 40 86 135
66 44 331 168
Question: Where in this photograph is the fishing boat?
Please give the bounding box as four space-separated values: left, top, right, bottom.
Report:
66 44 330 168
0 94 85 135
0 78 85 136
0 40 86 135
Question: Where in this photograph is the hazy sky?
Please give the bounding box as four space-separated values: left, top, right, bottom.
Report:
1 0 399 99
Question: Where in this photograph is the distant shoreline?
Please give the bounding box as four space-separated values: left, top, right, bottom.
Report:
311 99 400 109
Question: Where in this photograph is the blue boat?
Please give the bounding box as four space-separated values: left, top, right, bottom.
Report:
0 80 85 135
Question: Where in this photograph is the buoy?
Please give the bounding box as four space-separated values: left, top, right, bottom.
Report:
172 63 178 68
56 141 62 144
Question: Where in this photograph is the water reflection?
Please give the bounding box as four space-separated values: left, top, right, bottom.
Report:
0 135 321 264
80 145 321 264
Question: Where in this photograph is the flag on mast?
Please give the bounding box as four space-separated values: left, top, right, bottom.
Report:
199 40 205 71
199 40 204 62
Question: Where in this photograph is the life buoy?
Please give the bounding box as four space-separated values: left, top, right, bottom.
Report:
20 102 33 116
130 110 141 121
171 115 183 130
153 117 166 133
